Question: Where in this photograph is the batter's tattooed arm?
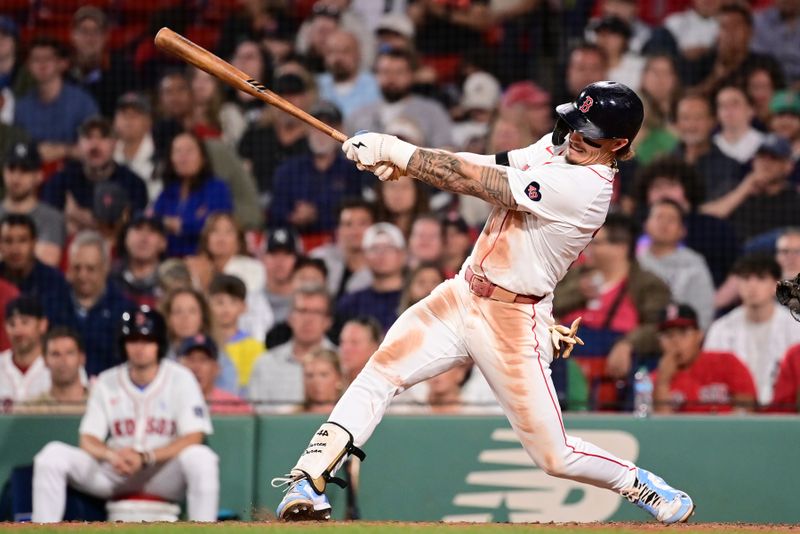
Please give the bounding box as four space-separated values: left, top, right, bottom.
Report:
406 149 517 209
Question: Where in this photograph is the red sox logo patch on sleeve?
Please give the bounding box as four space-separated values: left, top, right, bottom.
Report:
579 96 594 113
525 181 542 202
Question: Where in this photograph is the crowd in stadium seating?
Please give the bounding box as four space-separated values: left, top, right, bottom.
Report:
0 0 799 414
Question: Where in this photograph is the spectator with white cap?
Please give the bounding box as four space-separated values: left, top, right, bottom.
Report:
336 222 407 332
374 12 415 51
453 71 501 150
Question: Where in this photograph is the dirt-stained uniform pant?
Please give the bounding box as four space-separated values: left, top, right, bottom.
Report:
329 277 637 491
32 441 219 522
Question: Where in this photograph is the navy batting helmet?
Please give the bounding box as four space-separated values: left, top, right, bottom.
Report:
552 81 644 152
119 306 168 360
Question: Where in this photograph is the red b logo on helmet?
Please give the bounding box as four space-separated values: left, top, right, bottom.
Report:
579 96 594 113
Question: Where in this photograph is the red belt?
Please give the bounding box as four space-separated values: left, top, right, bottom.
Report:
465 267 543 305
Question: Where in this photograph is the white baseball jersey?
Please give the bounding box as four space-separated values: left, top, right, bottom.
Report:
79 359 212 451
0 350 50 408
458 134 615 297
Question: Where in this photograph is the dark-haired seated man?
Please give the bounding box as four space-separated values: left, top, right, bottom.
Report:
16 326 87 415
653 303 756 413
704 255 800 406
0 213 72 326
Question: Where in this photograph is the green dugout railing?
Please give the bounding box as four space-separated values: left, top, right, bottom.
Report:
5 414 798 523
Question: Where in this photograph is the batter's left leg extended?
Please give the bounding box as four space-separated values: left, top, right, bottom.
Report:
273 279 471 520
466 288 693 523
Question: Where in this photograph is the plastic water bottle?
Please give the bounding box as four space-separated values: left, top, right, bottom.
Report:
633 366 653 418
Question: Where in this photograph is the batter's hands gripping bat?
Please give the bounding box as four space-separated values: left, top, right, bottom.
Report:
154 27 348 143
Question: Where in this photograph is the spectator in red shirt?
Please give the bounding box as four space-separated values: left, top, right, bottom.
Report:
653 303 757 414
177 333 252 415
771 344 800 412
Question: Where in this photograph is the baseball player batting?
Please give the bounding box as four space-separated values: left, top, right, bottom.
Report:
31 306 219 522
272 81 695 524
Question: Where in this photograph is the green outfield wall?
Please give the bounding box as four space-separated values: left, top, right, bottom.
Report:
6 415 799 523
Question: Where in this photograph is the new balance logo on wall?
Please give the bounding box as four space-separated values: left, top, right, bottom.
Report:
444 429 639 523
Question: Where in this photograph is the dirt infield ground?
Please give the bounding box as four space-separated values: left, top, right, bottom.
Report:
4 522 799 534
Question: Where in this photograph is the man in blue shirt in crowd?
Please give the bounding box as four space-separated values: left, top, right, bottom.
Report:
14 37 98 163
270 101 370 237
65 230 133 376
0 214 72 327
336 222 406 333
41 116 147 236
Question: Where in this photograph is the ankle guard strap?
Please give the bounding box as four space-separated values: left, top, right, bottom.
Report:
292 421 365 495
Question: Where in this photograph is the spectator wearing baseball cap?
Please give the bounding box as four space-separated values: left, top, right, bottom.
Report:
721 134 800 242
70 6 137 117
0 296 51 408
652 303 757 414
177 333 253 415
500 81 553 140
375 12 415 51
336 223 407 333
270 101 370 243
113 92 159 201
263 227 302 325
768 90 800 159
0 141 65 267
14 36 99 155
40 116 148 237
452 72 501 150
111 214 167 307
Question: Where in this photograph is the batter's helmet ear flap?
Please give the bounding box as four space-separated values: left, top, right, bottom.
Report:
552 117 571 146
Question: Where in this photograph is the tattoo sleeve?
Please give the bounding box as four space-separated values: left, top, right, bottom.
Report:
405 148 517 209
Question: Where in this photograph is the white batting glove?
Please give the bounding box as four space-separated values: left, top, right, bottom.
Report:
548 317 584 359
342 132 417 172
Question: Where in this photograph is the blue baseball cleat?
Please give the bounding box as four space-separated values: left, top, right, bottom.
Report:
621 468 695 524
274 478 331 521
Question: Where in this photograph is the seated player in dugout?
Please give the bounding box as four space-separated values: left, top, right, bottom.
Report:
31 306 219 523
652 303 757 414
272 82 695 524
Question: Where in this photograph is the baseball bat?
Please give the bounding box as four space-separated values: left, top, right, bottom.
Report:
154 27 348 144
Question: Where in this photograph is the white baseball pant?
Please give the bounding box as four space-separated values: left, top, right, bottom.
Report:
329 276 637 491
32 441 219 522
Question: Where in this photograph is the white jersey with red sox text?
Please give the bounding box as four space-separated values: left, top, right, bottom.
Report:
458 134 615 297
79 359 212 450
